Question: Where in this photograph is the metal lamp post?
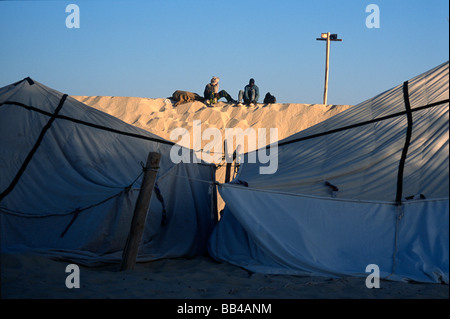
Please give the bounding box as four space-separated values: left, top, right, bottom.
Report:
316 32 342 105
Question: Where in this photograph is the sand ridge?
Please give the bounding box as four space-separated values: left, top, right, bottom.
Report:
72 96 353 154
72 96 354 212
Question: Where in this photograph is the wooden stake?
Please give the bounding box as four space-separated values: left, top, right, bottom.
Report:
224 142 238 184
119 152 161 271
224 163 232 183
224 140 231 183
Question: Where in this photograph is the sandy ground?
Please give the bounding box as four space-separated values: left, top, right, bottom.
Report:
1 252 448 300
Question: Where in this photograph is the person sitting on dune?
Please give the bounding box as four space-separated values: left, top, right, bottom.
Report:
204 76 235 106
238 78 259 107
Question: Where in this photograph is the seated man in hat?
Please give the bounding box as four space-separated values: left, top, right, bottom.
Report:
238 78 259 107
204 76 235 105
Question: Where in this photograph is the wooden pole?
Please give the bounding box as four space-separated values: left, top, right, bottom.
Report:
119 152 161 271
224 140 231 183
224 142 238 183
224 163 232 183
323 32 330 105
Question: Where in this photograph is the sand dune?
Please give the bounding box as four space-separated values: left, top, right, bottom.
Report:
73 96 353 212
72 96 353 153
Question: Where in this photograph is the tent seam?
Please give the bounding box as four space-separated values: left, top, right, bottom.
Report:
0 100 175 146
395 81 414 205
0 94 68 203
269 98 449 150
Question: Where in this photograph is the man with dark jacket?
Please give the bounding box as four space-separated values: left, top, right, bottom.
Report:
238 78 259 106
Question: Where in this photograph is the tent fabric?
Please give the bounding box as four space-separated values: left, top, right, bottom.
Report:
235 62 449 201
210 185 448 283
0 78 217 265
208 62 449 283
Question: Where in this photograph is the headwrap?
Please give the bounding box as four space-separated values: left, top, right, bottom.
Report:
211 76 219 85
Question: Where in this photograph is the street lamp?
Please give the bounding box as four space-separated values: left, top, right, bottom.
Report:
316 32 342 105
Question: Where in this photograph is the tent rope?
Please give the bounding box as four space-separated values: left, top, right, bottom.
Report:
0 165 146 218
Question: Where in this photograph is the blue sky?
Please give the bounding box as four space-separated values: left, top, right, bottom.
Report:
0 0 448 105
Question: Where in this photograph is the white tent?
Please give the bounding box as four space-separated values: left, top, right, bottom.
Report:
0 78 217 265
208 62 449 283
